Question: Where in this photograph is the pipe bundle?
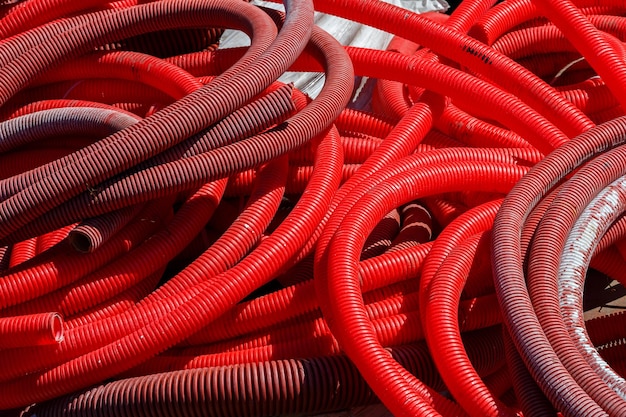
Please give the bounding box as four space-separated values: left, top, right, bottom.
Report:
0 0 625 416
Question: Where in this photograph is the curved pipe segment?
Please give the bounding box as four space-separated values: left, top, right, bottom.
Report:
492 116 626 416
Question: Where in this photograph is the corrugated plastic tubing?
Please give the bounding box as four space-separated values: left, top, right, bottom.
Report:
314 0 594 138
0 122 339 407
468 0 626 46
4 80 173 118
8 237 37 268
490 17 626 62
166 288 500 369
25 343 431 417
31 50 202 100
302 39 560 291
558 174 626 399
181 241 433 347
0 151 285 377
0 106 139 202
587 311 626 347
387 201 433 251
0 42 349 403
68 204 145 253
0 0 273 90
531 0 626 111
29 329 505 417
0 172 237 374
525 147 626 404
361 209 400 260
310 11 566 407
1 98 143 122
420 198 515 416
1 84 297 242
63 270 164 329
0 0 113 39
492 116 626 416
502 328 557 417
129 314 505 383
99 27 225 59
344 47 567 154
0 5 351 250
0 0 284 239
0 106 138 153
5 0 626 415
0 185 170 313
0 312 63 349
314 144 545 415
0 83 293 197
318 157 528 417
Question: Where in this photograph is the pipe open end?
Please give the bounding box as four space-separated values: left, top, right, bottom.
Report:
50 313 64 343
68 230 94 253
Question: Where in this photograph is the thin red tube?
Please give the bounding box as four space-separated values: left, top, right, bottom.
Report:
5 78 173 112
445 0 497 34
420 199 503 319
346 47 566 154
435 105 536 149
64 270 162 329
469 0 626 46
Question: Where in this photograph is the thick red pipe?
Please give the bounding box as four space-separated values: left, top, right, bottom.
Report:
28 341 501 417
0 106 138 154
0 1 275 102
0 312 63 348
0 0 112 39
0 84 297 240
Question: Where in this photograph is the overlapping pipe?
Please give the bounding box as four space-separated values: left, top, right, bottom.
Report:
0 0 625 416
